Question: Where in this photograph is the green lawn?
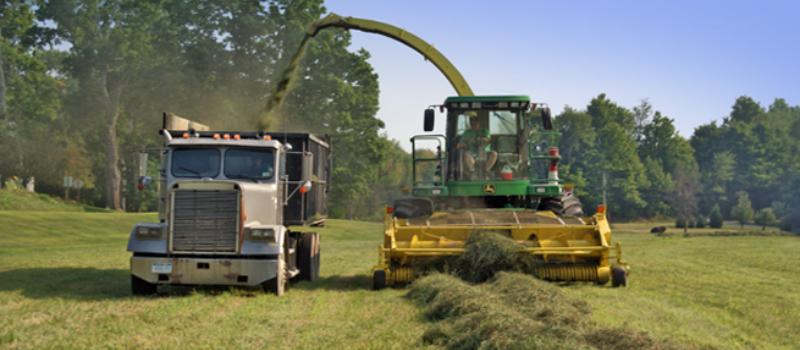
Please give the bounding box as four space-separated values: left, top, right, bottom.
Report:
0 189 106 212
0 211 798 349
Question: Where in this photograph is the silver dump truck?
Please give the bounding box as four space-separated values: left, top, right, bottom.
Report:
128 114 329 295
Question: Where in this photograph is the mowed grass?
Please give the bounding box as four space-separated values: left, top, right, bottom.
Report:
0 211 798 349
0 212 426 349
563 222 800 349
0 189 110 212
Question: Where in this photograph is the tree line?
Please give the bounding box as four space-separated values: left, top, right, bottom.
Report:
0 0 408 220
555 94 800 232
2 1 797 230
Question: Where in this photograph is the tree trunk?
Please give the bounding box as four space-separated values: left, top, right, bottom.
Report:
101 70 123 210
105 115 122 209
0 48 6 120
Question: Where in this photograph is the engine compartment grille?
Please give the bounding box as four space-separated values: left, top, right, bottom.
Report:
171 189 239 253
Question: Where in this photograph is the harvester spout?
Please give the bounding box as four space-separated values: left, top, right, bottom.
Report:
307 13 475 96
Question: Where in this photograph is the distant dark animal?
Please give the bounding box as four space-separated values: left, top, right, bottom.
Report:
650 226 667 234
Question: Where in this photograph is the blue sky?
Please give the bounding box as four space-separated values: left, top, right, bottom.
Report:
323 0 799 149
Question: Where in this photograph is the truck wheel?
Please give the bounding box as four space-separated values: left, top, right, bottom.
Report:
297 232 320 281
264 254 287 296
372 270 387 290
611 266 627 288
131 275 157 295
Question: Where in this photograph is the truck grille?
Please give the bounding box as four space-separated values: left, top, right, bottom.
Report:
171 189 239 253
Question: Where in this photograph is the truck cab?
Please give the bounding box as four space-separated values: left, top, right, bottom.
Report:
127 115 329 296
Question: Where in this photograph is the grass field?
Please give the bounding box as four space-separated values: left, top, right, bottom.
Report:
1 210 798 349
0 189 105 212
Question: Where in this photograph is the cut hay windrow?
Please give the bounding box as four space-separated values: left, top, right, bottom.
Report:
454 230 535 283
407 232 696 350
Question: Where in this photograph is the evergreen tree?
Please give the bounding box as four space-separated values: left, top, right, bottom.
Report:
709 205 723 228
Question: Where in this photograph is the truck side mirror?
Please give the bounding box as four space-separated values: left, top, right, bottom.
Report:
424 109 435 132
541 107 553 130
302 152 314 182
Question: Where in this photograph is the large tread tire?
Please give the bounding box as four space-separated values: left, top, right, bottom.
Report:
393 198 433 219
539 192 584 217
131 275 157 296
372 270 387 290
611 266 627 288
297 232 320 282
263 254 288 296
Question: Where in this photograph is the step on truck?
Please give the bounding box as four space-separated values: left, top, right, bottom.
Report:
127 113 330 296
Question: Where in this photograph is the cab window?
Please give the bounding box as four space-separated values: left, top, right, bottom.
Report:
171 148 220 178
224 148 275 181
489 110 517 135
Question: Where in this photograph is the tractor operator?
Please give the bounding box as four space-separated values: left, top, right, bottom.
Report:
457 116 497 175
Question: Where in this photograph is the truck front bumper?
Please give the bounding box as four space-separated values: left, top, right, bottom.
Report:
130 255 277 287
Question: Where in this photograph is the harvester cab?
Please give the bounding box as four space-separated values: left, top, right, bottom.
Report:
412 95 564 210
373 95 628 289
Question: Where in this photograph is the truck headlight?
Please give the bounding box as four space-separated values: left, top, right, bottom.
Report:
247 228 276 242
136 226 163 240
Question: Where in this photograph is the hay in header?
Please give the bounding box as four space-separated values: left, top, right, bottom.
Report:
453 230 535 283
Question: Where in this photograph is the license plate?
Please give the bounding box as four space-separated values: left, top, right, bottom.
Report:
151 262 173 274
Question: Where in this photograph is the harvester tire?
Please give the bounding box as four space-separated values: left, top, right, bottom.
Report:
611 266 627 288
393 198 433 219
372 270 387 290
297 232 320 282
263 254 288 296
131 275 157 295
539 192 584 217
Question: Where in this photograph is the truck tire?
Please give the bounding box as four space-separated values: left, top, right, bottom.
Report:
539 192 584 217
131 275 157 295
263 254 287 296
297 232 320 282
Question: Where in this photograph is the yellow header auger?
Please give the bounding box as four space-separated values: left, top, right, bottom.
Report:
374 206 626 287
297 14 628 288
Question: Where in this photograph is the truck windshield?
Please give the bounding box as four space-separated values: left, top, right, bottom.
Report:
171 148 221 178
224 148 275 181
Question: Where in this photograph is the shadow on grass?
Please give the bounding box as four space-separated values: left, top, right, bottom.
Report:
0 268 374 300
0 267 132 300
293 274 371 291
